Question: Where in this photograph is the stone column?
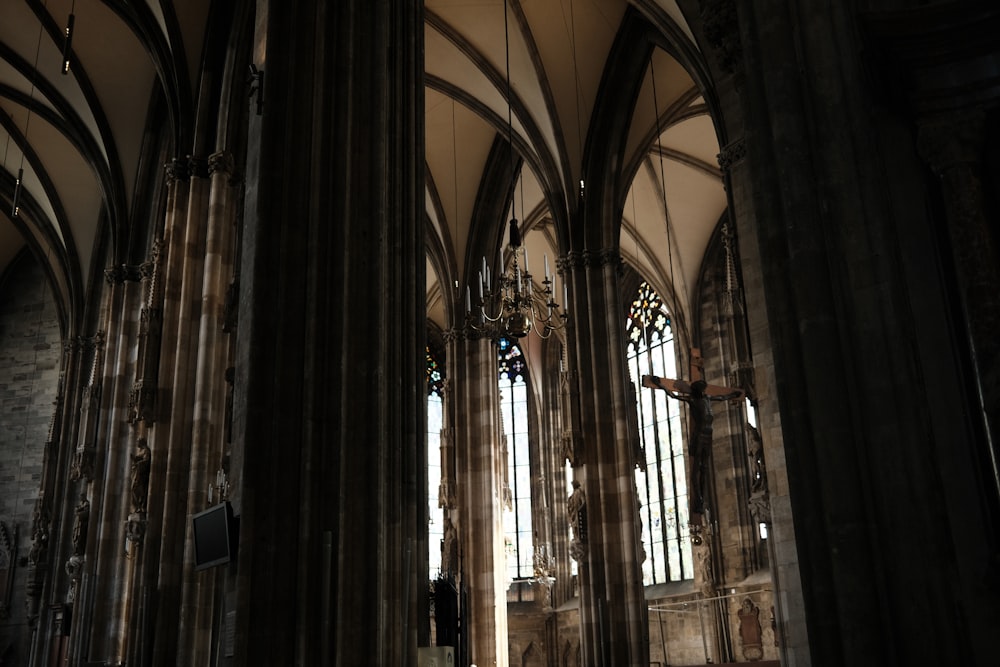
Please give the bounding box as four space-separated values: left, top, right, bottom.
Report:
724 1 1000 665
918 111 1000 485
564 248 648 667
73 260 143 665
230 1 424 664
451 330 509 667
717 135 804 667
175 150 238 664
149 155 212 667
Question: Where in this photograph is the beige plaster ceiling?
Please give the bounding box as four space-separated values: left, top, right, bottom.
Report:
0 0 210 333
424 0 726 338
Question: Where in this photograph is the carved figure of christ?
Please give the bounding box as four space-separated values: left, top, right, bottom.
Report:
641 349 743 524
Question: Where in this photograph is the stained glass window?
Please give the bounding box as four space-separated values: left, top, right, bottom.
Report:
498 337 532 580
427 346 445 577
626 282 691 584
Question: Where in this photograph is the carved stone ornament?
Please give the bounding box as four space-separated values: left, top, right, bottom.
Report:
569 540 587 563
126 512 148 555
25 500 49 624
69 445 96 483
71 494 90 557
561 429 578 467
441 516 459 577
717 138 747 172
567 480 587 562
560 248 621 271
738 597 765 660
165 157 191 183
0 522 14 620
208 150 236 179
437 479 456 510
104 263 143 285
188 155 209 179
694 541 715 597
442 326 466 343
64 554 84 604
28 498 50 566
130 438 152 513
128 379 157 425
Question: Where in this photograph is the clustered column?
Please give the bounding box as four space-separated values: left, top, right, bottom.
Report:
563 248 649 667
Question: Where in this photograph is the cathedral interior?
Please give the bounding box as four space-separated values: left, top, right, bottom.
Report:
0 1 998 666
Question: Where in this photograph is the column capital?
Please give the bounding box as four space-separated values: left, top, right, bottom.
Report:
209 150 242 185
164 157 190 184
558 248 621 272
104 264 144 285
717 138 747 172
187 155 209 179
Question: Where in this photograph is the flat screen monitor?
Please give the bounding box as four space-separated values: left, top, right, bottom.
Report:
192 501 236 570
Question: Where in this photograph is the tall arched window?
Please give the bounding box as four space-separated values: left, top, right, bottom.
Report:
626 282 691 584
427 346 445 577
498 337 532 580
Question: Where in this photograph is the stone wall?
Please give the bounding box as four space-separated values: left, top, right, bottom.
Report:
0 253 61 661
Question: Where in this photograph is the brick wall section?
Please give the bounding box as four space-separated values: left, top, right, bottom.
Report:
0 253 61 656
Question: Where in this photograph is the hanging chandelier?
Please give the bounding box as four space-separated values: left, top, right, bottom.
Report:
464 0 568 340
466 217 567 339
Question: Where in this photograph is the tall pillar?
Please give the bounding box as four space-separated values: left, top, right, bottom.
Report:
230 1 424 664
917 111 1000 480
717 134 806 666
720 1 1000 665
450 330 509 667
175 150 238 664
149 155 212 667
565 248 648 667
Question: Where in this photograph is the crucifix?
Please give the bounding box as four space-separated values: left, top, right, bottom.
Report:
642 348 743 529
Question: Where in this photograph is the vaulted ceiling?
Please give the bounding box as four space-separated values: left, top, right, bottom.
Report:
0 0 211 332
1 0 727 342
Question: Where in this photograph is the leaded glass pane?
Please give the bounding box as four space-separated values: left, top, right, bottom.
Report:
626 282 691 584
427 346 445 578
499 337 533 580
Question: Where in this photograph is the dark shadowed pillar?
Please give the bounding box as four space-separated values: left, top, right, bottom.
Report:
230 1 424 664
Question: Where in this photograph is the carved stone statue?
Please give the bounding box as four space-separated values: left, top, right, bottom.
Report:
694 541 715 597
131 438 152 512
642 375 743 515
69 446 95 482
746 424 771 525
566 479 587 545
126 513 147 555
441 515 459 577
71 494 90 557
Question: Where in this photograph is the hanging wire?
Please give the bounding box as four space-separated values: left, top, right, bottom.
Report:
452 97 460 291
22 0 46 163
503 0 515 216
13 0 48 217
649 56 677 297
630 187 653 355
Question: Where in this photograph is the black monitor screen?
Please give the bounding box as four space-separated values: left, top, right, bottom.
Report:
192 502 234 570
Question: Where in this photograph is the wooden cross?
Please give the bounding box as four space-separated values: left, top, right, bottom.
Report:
641 348 744 529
